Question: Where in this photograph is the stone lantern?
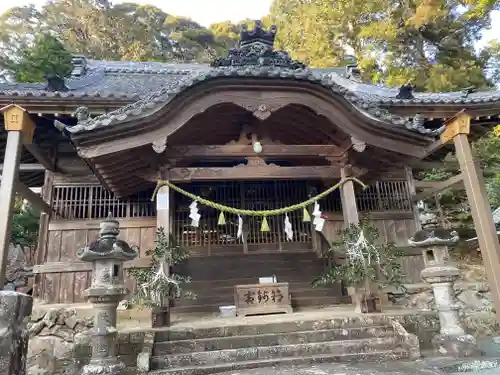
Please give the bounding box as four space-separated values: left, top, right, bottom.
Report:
77 214 138 375
408 228 479 357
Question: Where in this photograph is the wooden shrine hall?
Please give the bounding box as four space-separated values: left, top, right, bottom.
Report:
1 23 500 318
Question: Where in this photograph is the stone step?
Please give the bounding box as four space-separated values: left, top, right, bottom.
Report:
154 326 394 355
149 349 410 375
151 337 401 369
155 316 392 342
170 295 350 313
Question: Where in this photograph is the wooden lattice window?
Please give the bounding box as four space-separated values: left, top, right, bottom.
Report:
52 185 156 219
51 179 411 224
173 181 313 247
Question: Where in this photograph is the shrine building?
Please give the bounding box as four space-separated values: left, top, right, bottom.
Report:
1 23 500 318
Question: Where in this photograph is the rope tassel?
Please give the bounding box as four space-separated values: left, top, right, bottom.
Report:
218 211 226 225
303 207 311 222
260 217 270 232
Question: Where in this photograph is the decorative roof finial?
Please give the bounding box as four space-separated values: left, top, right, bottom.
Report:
211 21 306 69
396 82 415 100
239 20 277 49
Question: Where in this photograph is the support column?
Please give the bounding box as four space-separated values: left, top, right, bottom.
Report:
340 166 368 312
0 132 22 288
340 166 359 226
153 170 171 327
405 166 422 232
443 112 500 322
0 105 35 375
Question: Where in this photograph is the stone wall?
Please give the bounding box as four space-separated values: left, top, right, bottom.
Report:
389 281 499 336
27 305 151 375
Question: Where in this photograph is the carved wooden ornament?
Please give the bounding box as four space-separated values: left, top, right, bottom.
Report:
351 137 366 152
152 137 167 154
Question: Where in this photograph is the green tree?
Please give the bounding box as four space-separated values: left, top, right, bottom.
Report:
269 0 499 90
7 33 72 83
11 197 40 264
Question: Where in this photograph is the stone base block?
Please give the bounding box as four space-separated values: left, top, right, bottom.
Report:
81 361 126 375
152 306 170 328
0 290 33 375
432 332 481 357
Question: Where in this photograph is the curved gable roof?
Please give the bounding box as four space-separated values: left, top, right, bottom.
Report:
65 66 442 136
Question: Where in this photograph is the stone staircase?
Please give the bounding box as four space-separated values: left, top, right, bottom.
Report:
148 315 420 375
171 251 348 313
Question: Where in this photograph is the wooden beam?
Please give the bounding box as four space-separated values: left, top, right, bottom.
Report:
413 173 464 201
0 163 45 172
169 165 342 182
408 160 459 170
14 180 52 214
25 143 55 172
419 138 447 160
164 144 345 158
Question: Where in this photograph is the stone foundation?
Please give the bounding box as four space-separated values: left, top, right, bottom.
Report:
27 305 151 375
387 282 498 336
25 281 499 375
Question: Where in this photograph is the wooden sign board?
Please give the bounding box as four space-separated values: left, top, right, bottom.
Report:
234 282 292 316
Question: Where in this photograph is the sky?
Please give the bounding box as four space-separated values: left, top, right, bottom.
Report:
0 0 498 48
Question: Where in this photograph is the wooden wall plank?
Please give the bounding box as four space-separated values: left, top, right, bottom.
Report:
139 227 156 257
44 230 62 303
59 229 76 303
73 229 89 302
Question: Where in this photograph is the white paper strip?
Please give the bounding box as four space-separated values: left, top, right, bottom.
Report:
189 200 200 227
284 214 293 241
312 201 324 232
312 202 321 216
315 218 325 232
237 215 243 239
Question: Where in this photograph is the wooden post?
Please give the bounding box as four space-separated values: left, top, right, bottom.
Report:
405 167 422 233
153 170 171 327
442 111 500 322
34 171 54 299
0 105 35 289
340 166 359 226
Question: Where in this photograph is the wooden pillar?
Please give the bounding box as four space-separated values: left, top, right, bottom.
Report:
153 170 171 327
34 171 54 299
340 166 359 226
0 105 35 288
443 111 500 322
405 167 422 233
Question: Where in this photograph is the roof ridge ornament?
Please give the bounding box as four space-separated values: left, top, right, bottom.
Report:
396 82 415 100
210 21 306 70
240 21 277 49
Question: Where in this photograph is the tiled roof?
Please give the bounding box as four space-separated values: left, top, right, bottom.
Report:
1 59 499 106
65 65 442 135
1 58 499 135
0 59 348 100
325 74 500 105
0 60 210 99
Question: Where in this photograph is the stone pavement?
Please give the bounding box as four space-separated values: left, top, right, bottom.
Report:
217 358 500 375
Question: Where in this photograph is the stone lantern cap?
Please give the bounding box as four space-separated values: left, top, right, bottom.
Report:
408 228 459 247
77 213 138 262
